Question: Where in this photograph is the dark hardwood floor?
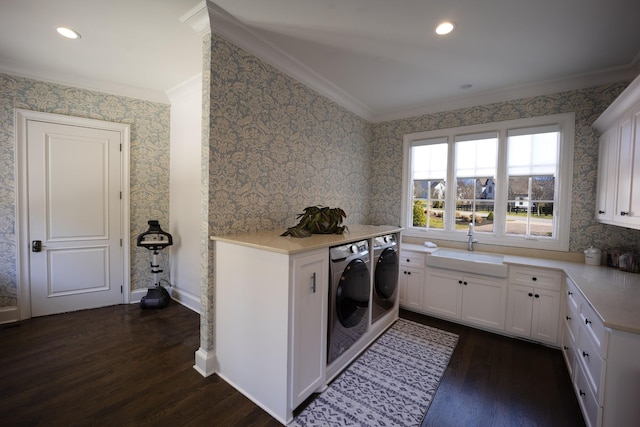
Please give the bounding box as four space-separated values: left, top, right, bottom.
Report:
0 303 584 427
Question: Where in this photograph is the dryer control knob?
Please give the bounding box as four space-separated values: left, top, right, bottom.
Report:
350 245 358 253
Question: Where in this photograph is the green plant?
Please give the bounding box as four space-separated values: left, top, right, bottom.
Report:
413 200 427 227
281 206 348 238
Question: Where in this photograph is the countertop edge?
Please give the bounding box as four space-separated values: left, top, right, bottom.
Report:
401 244 640 335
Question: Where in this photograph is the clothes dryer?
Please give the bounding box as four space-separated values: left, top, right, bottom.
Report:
371 234 399 325
327 240 371 366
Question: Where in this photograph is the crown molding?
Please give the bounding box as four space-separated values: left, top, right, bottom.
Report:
181 1 211 36
205 2 374 121
593 71 640 131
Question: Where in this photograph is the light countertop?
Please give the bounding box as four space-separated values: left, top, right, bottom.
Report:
210 224 403 255
402 243 640 335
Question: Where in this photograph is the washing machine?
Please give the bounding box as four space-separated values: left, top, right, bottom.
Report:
327 240 371 366
371 234 399 325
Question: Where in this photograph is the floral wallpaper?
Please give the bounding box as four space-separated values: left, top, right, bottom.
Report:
0 73 170 308
207 33 371 236
368 83 640 254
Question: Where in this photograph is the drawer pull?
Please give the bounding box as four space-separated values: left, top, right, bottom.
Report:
582 351 589 358
406 259 411 262
567 291 573 296
531 277 537 281
598 210 605 214
579 389 586 397
585 318 592 325
621 211 629 216
566 316 571 320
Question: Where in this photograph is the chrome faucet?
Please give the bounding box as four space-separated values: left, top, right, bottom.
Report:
467 223 478 251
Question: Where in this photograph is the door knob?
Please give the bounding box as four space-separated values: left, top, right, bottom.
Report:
32 240 44 252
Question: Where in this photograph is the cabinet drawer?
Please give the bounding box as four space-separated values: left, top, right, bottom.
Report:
564 301 580 347
577 327 605 402
579 302 609 359
401 251 426 267
509 267 562 291
565 278 581 313
561 321 576 378
574 360 602 427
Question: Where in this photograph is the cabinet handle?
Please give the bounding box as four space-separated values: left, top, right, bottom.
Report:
585 318 592 325
407 271 411 275
311 272 316 293
582 351 589 358
406 259 411 262
567 291 573 296
566 315 571 320
598 210 605 214
563 346 569 351
534 294 540 298
621 211 629 216
528 292 533 297
463 281 468 285
579 390 586 397
458 280 463 284
531 277 537 281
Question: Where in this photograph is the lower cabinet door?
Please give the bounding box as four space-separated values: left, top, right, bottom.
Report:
506 285 534 337
531 288 561 345
424 268 462 320
291 252 328 408
461 276 507 331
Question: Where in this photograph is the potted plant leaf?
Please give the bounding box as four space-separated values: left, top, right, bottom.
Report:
281 206 348 238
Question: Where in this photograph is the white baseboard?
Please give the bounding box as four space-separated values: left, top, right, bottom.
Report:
193 347 217 377
0 306 18 324
169 287 201 314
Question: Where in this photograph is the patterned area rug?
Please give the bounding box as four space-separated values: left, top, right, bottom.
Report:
291 319 459 426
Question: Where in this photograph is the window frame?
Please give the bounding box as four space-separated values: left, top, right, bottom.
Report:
401 113 575 251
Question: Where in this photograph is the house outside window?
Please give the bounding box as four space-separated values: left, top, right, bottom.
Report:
402 113 574 251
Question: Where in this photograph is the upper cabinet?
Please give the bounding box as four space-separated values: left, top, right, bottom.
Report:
594 75 640 229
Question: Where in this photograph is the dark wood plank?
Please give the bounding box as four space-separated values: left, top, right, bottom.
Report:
0 303 585 426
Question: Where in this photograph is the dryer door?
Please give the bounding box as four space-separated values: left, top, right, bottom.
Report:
375 247 399 299
336 258 370 328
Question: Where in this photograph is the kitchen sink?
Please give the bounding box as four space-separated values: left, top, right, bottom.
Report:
426 248 508 278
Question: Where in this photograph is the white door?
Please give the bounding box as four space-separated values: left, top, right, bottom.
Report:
21 114 127 317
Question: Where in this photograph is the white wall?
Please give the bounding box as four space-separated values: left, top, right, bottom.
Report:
167 74 202 312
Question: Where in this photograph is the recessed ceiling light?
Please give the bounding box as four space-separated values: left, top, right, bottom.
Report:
56 27 81 40
435 21 455 36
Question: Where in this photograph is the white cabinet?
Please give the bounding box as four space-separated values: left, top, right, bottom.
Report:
612 107 640 226
563 277 640 427
594 126 619 223
290 251 328 409
594 74 640 229
506 267 561 345
398 250 425 311
423 267 507 331
215 242 328 425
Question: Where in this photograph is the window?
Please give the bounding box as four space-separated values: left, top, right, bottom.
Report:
402 113 574 251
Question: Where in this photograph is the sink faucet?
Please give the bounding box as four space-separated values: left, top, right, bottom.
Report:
467 223 478 251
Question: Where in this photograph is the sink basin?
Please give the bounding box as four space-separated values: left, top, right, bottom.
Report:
426 248 508 278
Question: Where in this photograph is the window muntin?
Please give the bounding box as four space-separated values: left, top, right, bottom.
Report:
454 134 497 234
506 127 559 238
402 113 574 251
411 139 447 230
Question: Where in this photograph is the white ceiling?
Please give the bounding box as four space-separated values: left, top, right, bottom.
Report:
1 0 639 120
